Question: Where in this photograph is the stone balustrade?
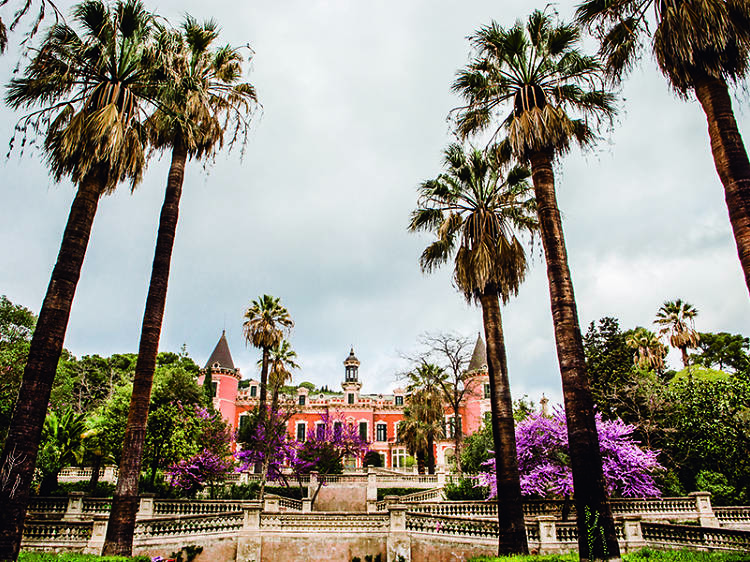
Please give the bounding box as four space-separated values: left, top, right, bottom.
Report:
57 466 118 483
715 506 750 530
642 521 750 551
152 499 245 517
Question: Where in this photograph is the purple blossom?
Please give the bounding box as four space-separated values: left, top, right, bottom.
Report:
167 449 233 493
477 410 663 499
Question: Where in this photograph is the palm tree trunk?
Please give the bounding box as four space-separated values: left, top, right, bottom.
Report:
693 75 750 296
478 291 528 555
0 167 105 561
88 456 102 495
259 349 269 414
427 432 435 475
529 149 619 560
103 140 188 556
453 411 462 474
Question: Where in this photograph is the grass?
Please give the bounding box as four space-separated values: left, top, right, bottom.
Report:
19 553 150 562
468 548 750 562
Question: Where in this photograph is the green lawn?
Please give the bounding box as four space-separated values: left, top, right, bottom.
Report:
19 554 150 562
469 548 750 562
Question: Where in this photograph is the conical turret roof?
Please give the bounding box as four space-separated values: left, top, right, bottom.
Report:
468 333 487 372
205 331 236 370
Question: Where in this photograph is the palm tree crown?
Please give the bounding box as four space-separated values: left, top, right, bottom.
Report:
6 0 157 190
243 295 294 351
265 340 300 397
626 327 667 372
654 299 700 367
452 9 616 159
147 17 257 158
409 143 536 301
576 0 750 94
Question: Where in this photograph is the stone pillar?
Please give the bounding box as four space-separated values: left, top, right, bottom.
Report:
136 493 156 520
309 471 318 493
237 501 263 562
437 470 446 487
690 491 720 528
367 468 378 502
302 498 312 512
537 515 557 555
265 496 279 512
622 516 646 552
64 491 85 521
84 515 108 555
387 503 410 562
367 499 378 513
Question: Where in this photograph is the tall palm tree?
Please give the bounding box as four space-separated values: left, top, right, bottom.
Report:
102 19 256 556
265 339 300 409
243 295 294 416
0 2 155 557
452 11 620 559
397 388 443 475
626 327 667 373
576 0 750 296
409 143 535 554
654 299 700 368
403 363 446 474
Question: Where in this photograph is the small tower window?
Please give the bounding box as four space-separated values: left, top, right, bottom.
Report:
395 395 403 406
298 395 306 406
483 383 490 399
347 393 355 405
250 385 257 397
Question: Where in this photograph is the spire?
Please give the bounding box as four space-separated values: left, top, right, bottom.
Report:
467 332 487 372
205 330 236 370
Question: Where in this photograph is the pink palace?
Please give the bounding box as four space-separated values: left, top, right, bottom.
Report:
197 333 493 469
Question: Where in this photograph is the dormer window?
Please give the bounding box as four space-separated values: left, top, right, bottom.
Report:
347 393 355 405
250 385 257 397
298 395 306 406
395 395 403 406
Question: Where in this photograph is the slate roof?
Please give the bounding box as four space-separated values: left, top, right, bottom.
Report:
468 333 487 372
205 331 236 370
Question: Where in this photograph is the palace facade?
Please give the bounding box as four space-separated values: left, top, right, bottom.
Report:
197 332 493 469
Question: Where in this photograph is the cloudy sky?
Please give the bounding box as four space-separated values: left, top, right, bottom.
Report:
1 0 748 405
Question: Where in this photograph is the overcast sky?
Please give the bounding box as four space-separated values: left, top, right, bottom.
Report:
1 0 748 405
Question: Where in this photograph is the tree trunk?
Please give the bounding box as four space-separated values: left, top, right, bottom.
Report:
88 456 102 495
479 291 528 555
427 432 435 475
453 409 462 474
259 349 269 415
103 140 188 556
0 167 106 561
529 149 619 560
694 75 750 296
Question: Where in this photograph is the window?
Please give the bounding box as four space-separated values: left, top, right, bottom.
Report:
211 382 218 397
392 448 406 468
296 422 306 442
446 415 462 438
484 383 490 399
348 393 355 405
298 395 306 406
250 385 257 397
239 415 249 431
376 423 387 442
395 395 403 406
333 421 343 438
359 421 368 441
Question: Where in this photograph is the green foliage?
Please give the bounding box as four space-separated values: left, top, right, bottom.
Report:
47 480 116 497
298 381 316 391
691 332 750 373
168 544 203 562
695 471 739 506
214 482 260 500
363 450 383 467
460 418 493 474
36 410 87 494
266 485 305 499
376 487 424 501
468 548 750 561
0 295 36 447
584 317 635 417
444 476 488 500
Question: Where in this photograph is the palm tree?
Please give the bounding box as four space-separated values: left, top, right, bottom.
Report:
37 410 86 495
0 0 63 55
102 19 256 556
451 11 620 559
654 299 700 368
409 143 534 554
265 340 300 409
626 327 667 373
403 363 446 474
243 295 294 416
576 0 750 296
0 2 155 557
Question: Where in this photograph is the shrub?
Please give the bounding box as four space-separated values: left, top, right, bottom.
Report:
444 477 488 500
376 487 423 501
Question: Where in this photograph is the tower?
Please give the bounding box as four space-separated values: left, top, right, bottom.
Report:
199 331 241 427
342 347 362 404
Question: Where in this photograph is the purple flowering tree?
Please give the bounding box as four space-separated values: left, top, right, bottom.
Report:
166 449 233 498
478 410 662 499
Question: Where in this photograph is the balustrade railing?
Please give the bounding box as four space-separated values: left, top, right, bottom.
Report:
22 520 92 543
135 513 243 540
715 507 750 525
27 497 67 515
153 499 243 517
406 512 498 539
642 522 750 551
276 496 303 511
82 498 111 516
260 512 389 532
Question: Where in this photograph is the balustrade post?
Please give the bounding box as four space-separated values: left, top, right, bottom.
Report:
136 493 156 520
367 468 378 503
436 470 446 487
237 501 263 562
264 496 280 512
690 491 720 528
387 502 410 562
102 465 116 483
309 471 318 498
367 499 378 513
537 515 557 555
64 491 85 521
239 470 249 485
622 515 646 552
302 498 312 512
84 515 108 555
